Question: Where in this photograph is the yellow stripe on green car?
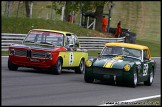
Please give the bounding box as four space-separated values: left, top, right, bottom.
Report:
104 56 124 68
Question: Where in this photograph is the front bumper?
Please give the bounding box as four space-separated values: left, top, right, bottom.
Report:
9 56 55 68
85 67 132 82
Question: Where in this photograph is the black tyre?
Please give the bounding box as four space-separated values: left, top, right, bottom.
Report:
8 59 18 71
52 58 62 75
75 59 85 74
129 70 138 88
84 73 94 83
144 68 154 86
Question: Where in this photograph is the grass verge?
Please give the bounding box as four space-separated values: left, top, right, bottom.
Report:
124 97 161 106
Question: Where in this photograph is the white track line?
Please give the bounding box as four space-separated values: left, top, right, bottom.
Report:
99 95 161 106
2 56 9 57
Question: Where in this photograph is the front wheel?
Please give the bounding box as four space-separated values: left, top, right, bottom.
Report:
8 59 18 71
84 73 94 83
129 70 138 88
51 58 62 75
75 59 85 74
144 68 154 86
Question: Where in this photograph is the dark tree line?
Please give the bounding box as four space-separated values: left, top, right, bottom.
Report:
4 1 113 32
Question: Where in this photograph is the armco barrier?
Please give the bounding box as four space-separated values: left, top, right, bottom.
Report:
1 33 125 51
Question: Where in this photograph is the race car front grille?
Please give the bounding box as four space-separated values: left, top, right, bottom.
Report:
31 51 47 58
15 50 27 57
12 49 48 59
93 67 122 76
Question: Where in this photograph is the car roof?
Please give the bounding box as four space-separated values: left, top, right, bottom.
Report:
31 29 73 35
105 42 149 50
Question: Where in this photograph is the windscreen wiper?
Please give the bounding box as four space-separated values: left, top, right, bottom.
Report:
39 42 55 46
24 40 35 43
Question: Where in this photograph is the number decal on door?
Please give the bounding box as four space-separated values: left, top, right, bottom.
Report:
143 64 148 76
69 52 74 65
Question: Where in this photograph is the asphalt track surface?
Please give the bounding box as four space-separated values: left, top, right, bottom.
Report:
1 57 161 106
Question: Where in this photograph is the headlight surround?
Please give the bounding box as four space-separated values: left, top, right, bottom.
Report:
124 64 131 71
9 49 15 55
45 52 52 60
85 60 92 67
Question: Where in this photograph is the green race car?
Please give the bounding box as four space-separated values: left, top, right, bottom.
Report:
84 42 156 87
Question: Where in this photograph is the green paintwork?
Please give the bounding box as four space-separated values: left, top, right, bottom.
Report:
85 54 156 86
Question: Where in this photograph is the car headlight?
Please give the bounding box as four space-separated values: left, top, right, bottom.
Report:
85 60 92 67
124 64 131 71
45 53 52 60
9 49 15 55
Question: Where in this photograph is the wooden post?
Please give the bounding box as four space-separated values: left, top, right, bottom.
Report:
30 1 33 18
61 6 65 21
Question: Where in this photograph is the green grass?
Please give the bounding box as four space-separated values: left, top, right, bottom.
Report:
125 97 161 106
136 40 160 57
110 1 160 44
88 50 100 57
1 17 110 38
1 1 160 57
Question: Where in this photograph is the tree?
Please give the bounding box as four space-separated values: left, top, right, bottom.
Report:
24 1 33 18
16 1 20 17
64 1 70 21
5 1 11 17
51 1 112 32
78 1 113 32
25 1 30 17
94 2 105 32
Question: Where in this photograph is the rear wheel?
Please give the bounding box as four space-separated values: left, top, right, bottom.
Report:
75 59 85 74
144 68 154 86
52 58 62 75
8 59 18 71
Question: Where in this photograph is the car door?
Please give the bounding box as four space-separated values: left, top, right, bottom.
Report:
140 49 151 81
62 34 77 67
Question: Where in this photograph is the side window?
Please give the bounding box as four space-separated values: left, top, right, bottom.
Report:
101 47 112 55
73 35 79 47
66 34 74 47
71 35 76 46
143 50 149 60
66 34 79 47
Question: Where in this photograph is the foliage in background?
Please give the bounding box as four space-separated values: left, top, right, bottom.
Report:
1 1 160 56
1 1 160 43
110 1 160 43
1 17 112 38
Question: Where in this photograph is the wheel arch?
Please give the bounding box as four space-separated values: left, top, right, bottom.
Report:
58 56 63 64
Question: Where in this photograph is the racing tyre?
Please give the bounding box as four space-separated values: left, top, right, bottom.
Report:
75 59 85 74
129 70 138 88
52 58 62 75
84 73 94 83
144 68 154 86
8 59 18 71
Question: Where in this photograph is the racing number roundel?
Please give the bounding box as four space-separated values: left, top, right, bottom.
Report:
69 52 74 65
143 64 148 76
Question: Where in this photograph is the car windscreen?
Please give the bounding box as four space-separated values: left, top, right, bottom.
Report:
24 31 64 46
101 46 142 59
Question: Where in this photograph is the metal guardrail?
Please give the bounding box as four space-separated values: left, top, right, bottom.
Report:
1 33 125 51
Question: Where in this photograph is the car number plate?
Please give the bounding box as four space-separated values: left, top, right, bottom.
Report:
30 59 40 62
